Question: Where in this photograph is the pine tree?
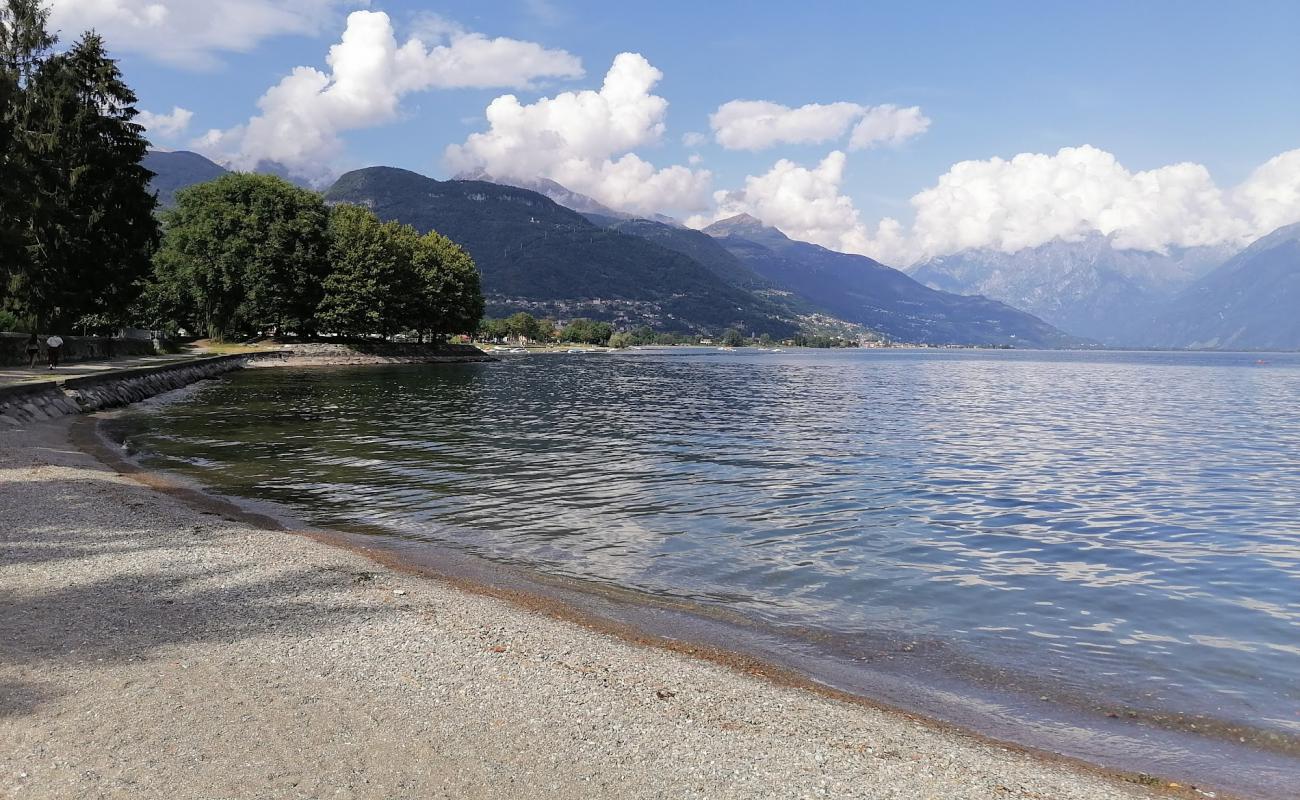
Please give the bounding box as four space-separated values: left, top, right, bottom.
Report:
0 0 55 322
21 32 159 329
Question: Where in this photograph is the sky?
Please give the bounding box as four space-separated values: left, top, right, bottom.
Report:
50 0 1300 265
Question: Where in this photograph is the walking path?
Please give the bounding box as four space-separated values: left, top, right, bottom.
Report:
0 353 207 388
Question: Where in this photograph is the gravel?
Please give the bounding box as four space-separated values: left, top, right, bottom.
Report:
0 419 1165 799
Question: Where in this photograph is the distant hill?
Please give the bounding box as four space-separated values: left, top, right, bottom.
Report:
596 217 773 291
703 214 1083 348
324 167 796 335
455 170 681 227
143 150 228 208
1146 223 1300 350
908 235 1232 344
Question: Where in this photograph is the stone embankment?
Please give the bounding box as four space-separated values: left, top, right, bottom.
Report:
0 355 251 427
254 342 496 366
0 345 495 427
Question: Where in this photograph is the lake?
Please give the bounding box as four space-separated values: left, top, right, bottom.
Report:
107 348 1300 796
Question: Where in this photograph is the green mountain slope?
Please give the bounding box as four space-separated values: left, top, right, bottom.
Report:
143 150 228 208
323 168 795 335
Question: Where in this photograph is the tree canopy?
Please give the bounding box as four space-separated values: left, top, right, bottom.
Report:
149 173 329 339
148 188 484 342
0 4 158 330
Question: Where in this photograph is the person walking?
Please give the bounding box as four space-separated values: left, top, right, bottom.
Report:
46 333 63 369
25 333 40 368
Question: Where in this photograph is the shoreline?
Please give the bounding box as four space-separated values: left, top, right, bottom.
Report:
85 405 1297 800
0 414 1203 799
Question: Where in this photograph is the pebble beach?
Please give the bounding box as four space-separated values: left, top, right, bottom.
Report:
0 417 1178 799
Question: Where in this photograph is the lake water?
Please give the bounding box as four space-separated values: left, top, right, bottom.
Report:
109 348 1300 795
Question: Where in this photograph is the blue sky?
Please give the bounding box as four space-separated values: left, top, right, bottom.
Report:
56 0 1300 264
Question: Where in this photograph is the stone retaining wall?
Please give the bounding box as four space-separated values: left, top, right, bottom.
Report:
1 332 157 367
256 342 495 366
0 355 249 428
0 346 494 428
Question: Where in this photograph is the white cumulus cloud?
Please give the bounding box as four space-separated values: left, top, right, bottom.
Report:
47 0 359 68
445 53 712 215
1233 149 1300 236
195 10 582 185
905 146 1258 257
848 104 931 150
137 105 194 139
692 150 904 259
693 145 1300 266
709 100 930 152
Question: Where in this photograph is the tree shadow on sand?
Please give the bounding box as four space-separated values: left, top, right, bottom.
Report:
1 477 394 717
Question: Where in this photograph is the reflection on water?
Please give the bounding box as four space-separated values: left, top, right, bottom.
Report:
114 349 1300 756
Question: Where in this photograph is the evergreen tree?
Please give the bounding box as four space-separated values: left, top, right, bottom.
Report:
1 8 159 331
0 0 53 83
5 27 158 329
0 0 54 322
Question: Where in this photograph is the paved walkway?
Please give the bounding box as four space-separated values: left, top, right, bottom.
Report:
0 353 208 388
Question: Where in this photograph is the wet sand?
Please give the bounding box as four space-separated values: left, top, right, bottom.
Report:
1 417 1191 799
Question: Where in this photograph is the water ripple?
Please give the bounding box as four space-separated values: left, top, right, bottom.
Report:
115 348 1300 744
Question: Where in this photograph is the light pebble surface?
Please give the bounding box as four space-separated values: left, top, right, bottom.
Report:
0 419 1165 800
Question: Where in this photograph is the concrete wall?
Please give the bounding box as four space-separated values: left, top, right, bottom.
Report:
0 333 156 367
0 356 248 428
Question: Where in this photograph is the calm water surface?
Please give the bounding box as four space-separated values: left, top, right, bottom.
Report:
111 349 1300 792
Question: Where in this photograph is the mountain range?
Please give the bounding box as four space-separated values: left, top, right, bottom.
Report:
908 235 1233 345
323 167 797 336
142 151 1299 350
1145 223 1300 350
701 215 1082 348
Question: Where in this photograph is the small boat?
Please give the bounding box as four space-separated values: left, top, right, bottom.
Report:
566 348 589 354
509 347 528 353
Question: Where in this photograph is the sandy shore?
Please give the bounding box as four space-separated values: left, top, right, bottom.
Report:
0 418 1175 800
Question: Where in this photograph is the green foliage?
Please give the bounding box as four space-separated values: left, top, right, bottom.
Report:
150 173 329 339
535 317 557 342
791 333 858 348
0 308 25 331
559 317 614 345
478 317 509 340
317 204 484 341
606 331 632 349
0 13 158 329
721 328 746 347
0 1 53 83
406 230 482 339
318 204 416 339
506 311 540 341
